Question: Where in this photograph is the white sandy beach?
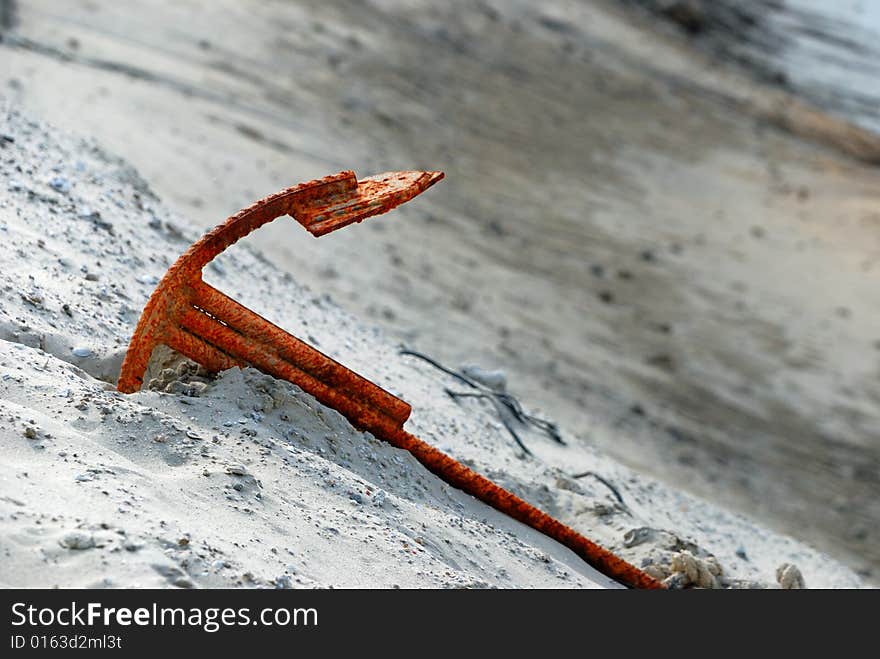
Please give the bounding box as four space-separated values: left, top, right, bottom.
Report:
0 107 864 588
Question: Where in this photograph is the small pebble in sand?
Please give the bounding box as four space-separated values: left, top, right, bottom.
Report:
60 531 96 550
71 346 93 358
665 551 722 589
623 526 653 548
49 176 70 194
776 563 805 589
23 426 38 440
642 564 669 581
188 381 209 396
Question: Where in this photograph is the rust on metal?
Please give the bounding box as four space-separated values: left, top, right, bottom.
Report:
118 169 663 590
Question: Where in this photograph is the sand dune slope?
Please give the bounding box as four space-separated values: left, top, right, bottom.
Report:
0 108 863 588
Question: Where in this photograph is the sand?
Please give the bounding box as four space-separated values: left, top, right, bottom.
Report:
0 105 864 588
2 0 879 587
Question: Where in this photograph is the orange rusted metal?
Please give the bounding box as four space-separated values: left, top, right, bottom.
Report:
118 170 663 590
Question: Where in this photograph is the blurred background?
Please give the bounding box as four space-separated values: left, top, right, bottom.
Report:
2 0 879 581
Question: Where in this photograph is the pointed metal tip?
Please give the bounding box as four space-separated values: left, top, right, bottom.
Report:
298 169 445 236
425 170 445 186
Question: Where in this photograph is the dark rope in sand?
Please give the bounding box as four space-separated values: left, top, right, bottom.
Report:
400 348 566 455
445 389 533 455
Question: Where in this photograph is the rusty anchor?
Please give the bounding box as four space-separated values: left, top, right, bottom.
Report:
118 169 663 589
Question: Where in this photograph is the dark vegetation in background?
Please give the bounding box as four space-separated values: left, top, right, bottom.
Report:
622 0 790 84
